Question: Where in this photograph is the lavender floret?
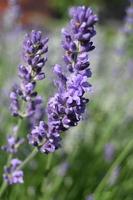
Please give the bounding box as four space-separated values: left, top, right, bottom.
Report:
104 143 115 163
3 159 23 185
1 135 24 154
23 30 48 71
28 121 61 153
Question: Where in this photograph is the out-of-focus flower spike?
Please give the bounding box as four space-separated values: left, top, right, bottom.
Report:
3 159 23 185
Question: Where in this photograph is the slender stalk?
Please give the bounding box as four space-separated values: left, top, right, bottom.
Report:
45 153 53 172
94 140 133 197
0 182 7 198
17 148 38 170
14 118 22 137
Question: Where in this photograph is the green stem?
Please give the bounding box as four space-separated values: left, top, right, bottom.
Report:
13 118 22 137
94 140 133 197
17 148 38 170
46 153 53 171
0 182 7 198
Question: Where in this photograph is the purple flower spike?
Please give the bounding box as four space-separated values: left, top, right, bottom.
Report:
10 30 48 120
28 6 98 154
3 159 23 185
62 6 98 72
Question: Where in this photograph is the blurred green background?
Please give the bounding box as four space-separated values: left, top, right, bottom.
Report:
0 0 133 200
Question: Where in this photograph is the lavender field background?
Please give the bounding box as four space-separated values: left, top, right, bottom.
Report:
0 0 133 200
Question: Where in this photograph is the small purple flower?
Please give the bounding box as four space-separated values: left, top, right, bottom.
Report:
28 121 61 154
3 159 23 185
28 103 45 126
23 30 48 69
57 162 69 176
1 135 24 154
10 85 21 117
104 143 115 162
18 64 31 81
28 121 48 146
86 194 94 200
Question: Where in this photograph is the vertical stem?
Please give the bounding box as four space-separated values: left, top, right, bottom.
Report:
0 182 7 198
17 148 38 170
9 117 22 139
45 153 53 174
94 140 133 197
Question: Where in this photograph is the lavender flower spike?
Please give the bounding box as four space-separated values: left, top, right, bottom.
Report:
10 30 48 118
3 159 23 185
28 6 98 154
3 30 48 187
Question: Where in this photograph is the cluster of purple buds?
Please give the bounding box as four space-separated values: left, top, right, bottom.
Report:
10 30 48 118
63 6 98 72
28 6 98 154
28 103 45 126
28 121 61 153
1 135 24 154
3 159 23 185
1 125 24 154
124 0 133 34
